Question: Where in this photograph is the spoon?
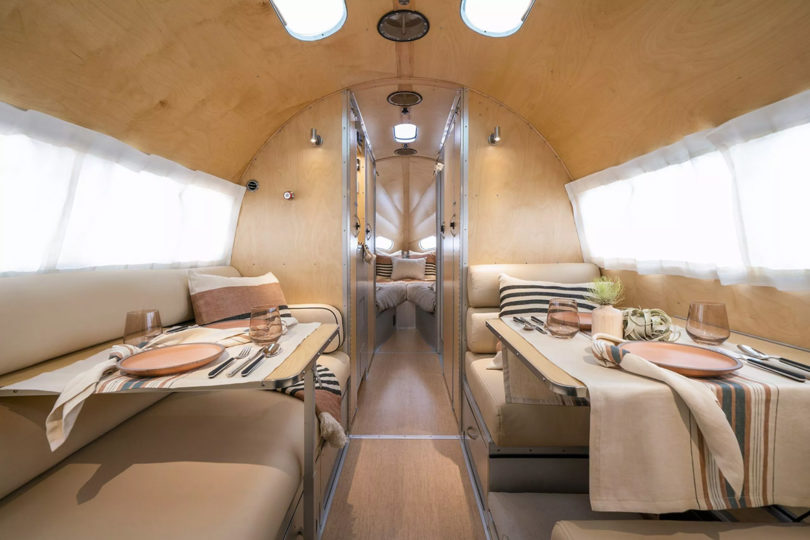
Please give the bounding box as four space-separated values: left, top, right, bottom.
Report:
241 342 280 377
737 344 810 373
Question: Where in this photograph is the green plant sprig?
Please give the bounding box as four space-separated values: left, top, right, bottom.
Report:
587 276 624 306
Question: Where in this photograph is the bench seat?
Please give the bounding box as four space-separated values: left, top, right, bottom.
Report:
551 520 810 539
0 351 348 539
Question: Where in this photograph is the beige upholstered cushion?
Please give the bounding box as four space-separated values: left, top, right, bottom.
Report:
551 520 810 539
188 270 289 325
467 358 589 447
489 493 639 540
468 263 600 308
0 392 164 499
391 257 426 280
465 351 492 370
287 304 344 354
0 390 307 539
466 308 500 354
0 266 239 375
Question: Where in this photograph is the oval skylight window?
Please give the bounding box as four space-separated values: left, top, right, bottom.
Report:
376 235 394 251
460 0 535 37
269 0 347 41
418 235 437 251
393 123 418 143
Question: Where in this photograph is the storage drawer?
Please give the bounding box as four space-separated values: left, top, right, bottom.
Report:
463 386 489 497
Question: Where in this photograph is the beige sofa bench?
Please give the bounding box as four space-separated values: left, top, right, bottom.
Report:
551 520 809 539
462 264 598 501
0 267 348 539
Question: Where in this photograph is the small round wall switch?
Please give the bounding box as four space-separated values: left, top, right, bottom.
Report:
283 191 295 200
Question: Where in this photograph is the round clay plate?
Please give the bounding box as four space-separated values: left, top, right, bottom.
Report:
118 343 225 377
619 341 743 377
578 312 592 331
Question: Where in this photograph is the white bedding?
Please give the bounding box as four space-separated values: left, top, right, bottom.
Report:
375 281 407 313
406 281 436 313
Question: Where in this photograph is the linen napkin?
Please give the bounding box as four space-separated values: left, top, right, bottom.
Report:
590 333 745 495
45 326 250 451
45 344 139 451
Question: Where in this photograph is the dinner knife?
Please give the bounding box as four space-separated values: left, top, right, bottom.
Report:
241 343 279 377
743 357 805 383
776 357 810 374
207 357 234 379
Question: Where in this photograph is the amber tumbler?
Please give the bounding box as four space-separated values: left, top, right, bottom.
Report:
686 302 730 345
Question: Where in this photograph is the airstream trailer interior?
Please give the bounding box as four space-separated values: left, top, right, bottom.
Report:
1 1 809 539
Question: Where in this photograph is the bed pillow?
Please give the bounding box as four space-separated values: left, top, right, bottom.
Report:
409 251 436 278
391 257 426 281
376 254 393 279
498 274 598 318
188 270 291 325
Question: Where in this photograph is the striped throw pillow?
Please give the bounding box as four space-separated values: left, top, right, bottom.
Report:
498 274 599 318
188 271 291 325
376 254 393 278
410 252 436 278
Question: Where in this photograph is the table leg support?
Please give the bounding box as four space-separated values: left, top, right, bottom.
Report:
303 365 316 540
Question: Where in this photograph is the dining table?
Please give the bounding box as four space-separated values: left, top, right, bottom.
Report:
0 322 340 540
486 317 810 517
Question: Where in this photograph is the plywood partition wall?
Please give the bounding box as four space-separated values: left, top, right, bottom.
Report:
605 270 810 350
466 92 582 265
231 92 344 311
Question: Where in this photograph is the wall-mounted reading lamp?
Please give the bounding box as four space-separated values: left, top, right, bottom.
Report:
488 126 501 145
310 128 323 146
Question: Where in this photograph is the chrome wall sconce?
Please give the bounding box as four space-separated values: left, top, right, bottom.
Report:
309 128 323 146
488 126 501 145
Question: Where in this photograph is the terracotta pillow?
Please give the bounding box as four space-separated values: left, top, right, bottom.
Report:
188 270 290 325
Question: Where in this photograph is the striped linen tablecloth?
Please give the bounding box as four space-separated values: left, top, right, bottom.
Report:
501 318 810 514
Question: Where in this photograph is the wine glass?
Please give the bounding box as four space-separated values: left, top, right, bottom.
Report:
546 299 580 339
686 302 730 345
123 309 163 347
249 305 283 346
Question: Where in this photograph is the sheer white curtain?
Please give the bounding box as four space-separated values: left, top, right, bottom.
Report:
566 90 810 291
0 102 245 274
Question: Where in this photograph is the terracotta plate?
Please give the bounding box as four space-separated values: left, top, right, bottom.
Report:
578 312 592 331
118 343 225 377
619 341 743 377
205 319 249 330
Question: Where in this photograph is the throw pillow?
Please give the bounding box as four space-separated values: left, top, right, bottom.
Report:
498 274 598 318
391 257 426 281
188 270 291 325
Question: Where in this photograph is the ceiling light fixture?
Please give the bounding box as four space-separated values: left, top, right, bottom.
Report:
393 123 418 144
488 126 501 145
309 128 323 146
394 144 417 156
377 10 430 42
461 0 535 37
269 0 347 41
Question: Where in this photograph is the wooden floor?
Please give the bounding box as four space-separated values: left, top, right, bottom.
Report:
322 329 486 539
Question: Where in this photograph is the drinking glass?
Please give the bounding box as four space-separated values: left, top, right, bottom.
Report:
249 305 283 346
686 302 730 345
123 309 163 347
546 298 580 339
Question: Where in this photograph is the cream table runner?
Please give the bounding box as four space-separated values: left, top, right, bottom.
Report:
500 318 810 514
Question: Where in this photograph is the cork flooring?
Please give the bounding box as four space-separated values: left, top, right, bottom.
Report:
322 329 486 539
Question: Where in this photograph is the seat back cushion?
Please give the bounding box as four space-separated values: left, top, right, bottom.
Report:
466 264 601 354
287 304 344 353
0 266 238 376
468 263 601 309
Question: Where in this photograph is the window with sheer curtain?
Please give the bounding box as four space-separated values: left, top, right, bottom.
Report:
566 90 810 292
0 103 245 275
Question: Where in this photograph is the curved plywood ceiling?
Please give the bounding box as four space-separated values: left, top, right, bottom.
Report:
2 1 810 180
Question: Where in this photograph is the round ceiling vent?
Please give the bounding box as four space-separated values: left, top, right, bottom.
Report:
387 90 423 107
377 10 430 42
394 144 418 156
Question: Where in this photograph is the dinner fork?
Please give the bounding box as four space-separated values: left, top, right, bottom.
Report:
208 345 251 378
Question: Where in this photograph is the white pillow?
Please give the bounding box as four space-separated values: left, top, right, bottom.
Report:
391 257 426 280
486 351 503 370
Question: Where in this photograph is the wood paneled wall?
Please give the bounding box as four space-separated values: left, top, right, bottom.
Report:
466 92 582 265
605 270 810 350
230 93 344 311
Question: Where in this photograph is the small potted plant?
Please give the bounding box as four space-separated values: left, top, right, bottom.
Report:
588 276 625 339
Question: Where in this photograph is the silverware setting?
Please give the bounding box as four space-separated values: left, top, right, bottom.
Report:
740 356 806 383
208 344 252 379
227 346 265 378
513 316 548 335
737 344 810 374
241 342 281 377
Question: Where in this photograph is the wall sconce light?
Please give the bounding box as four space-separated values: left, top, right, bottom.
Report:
309 128 323 146
488 125 501 145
